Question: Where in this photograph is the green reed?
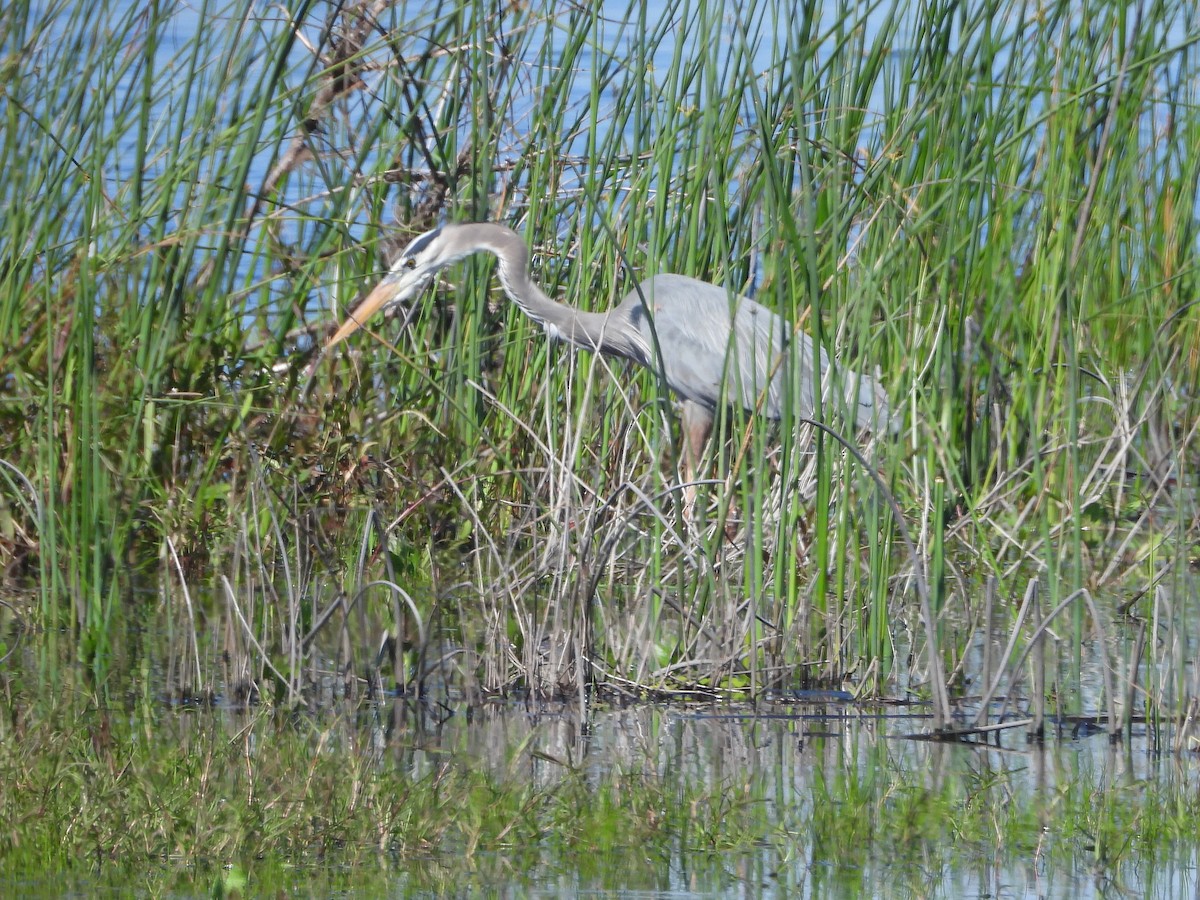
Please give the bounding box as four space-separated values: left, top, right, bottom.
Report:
0 0 1197 717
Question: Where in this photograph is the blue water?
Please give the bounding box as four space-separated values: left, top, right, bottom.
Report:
20 0 1196 329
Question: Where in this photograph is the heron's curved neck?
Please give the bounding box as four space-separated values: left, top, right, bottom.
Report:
462 223 643 361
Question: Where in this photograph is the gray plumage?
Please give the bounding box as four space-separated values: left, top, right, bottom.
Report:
325 222 897 474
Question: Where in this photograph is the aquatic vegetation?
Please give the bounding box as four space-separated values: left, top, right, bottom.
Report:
0 0 1196 740
1 695 1199 896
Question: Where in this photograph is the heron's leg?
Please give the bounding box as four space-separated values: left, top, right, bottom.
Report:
680 400 713 519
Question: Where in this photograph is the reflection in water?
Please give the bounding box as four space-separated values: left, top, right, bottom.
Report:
300 697 1200 897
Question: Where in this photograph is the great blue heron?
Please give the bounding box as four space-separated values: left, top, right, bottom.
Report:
323 222 897 486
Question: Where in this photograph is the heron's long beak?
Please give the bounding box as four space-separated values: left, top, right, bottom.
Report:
324 271 411 350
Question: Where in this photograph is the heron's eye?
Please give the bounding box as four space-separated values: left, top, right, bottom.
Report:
404 258 417 270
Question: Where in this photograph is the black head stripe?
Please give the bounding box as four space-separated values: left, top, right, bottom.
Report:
402 227 443 259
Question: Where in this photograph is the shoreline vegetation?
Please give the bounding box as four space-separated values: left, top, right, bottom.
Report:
2 0 1197 723
2 0 1199 888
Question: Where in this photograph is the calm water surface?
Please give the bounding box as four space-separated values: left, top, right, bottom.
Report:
300 698 1200 896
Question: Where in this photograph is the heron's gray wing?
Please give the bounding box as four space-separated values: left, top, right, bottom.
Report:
624 274 894 431
623 275 817 417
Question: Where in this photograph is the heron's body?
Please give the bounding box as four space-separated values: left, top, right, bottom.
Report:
574 272 884 421
324 222 896 482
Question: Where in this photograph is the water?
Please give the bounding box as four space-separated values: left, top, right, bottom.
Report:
179 698 1200 896
3 685 1198 896
29 0 1198 321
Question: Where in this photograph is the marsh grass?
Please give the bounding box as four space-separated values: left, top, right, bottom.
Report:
0 0 1198 733
0 693 771 883
1 693 1199 892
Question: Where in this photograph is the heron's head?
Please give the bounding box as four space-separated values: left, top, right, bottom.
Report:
325 225 462 349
